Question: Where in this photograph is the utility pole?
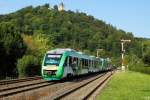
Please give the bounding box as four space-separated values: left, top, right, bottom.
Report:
142 42 144 59
120 39 131 70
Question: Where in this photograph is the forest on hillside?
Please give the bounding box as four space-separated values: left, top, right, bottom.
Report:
0 4 150 79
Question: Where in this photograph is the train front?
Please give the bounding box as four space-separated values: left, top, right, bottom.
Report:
41 53 63 80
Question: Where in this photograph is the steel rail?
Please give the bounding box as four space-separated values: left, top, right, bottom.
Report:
0 81 55 98
51 73 107 100
0 76 41 85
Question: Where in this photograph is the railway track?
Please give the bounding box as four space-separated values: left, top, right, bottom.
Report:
0 79 55 98
0 71 113 99
0 74 97 99
48 71 112 100
0 76 41 85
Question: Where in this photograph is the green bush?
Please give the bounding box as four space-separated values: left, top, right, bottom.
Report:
17 55 39 78
129 65 150 74
126 54 150 74
143 50 150 65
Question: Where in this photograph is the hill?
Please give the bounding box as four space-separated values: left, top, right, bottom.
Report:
0 4 149 78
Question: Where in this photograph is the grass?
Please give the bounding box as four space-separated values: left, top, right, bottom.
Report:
97 71 150 100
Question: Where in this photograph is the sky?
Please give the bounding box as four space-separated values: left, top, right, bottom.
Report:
0 0 150 38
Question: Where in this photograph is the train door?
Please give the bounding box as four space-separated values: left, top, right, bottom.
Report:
63 56 74 77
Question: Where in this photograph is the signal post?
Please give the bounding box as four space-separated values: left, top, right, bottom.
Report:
120 39 131 70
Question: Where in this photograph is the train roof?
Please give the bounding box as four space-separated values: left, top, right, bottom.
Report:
47 48 76 54
66 51 95 60
46 48 97 60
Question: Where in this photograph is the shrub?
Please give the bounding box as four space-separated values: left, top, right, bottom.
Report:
126 54 150 74
17 55 39 77
143 50 150 65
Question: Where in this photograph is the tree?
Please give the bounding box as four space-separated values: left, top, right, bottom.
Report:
22 32 52 59
53 5 58 10
0 22 26 78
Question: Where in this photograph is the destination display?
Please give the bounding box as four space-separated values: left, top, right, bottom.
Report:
47 54 61 58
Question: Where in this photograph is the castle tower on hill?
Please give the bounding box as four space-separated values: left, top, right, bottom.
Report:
58 2 64 11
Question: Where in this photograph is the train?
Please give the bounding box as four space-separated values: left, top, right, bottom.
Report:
41 48 111 80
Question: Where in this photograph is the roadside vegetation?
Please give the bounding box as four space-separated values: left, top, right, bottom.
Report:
97 71 150 100
0 4 149 78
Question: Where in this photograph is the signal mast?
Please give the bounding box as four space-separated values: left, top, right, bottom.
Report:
120 39 131 70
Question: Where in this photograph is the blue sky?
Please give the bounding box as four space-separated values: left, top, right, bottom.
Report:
0 0 150 38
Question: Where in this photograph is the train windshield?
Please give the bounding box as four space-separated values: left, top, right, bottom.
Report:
44 54 61 66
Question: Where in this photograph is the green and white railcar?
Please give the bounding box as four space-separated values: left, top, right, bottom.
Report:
41 48 109 80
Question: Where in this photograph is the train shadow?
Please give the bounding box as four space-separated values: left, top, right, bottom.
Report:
48 70 112 83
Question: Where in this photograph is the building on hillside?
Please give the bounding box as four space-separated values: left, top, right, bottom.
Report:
58 2 64 11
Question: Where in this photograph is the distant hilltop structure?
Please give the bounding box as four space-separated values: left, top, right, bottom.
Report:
58 2 64 11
